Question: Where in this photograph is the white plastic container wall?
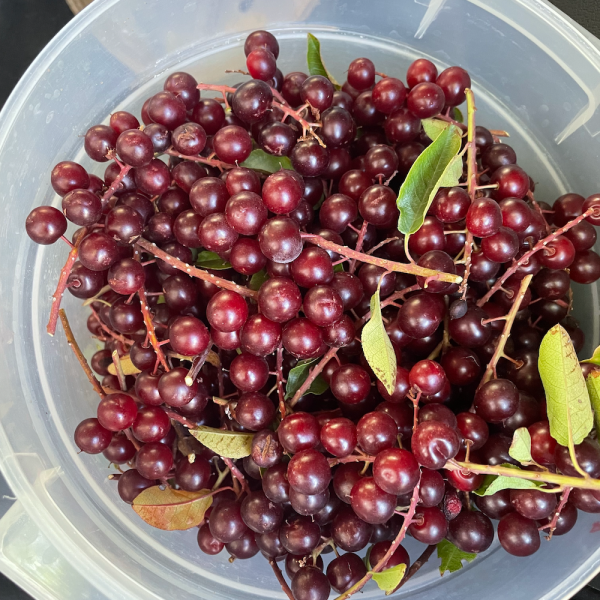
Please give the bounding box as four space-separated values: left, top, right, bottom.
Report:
1 0 600 598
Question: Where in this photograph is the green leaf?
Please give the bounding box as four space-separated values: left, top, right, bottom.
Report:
190 426 254 459
397 124 462 235
333 262 346 273
285 358 329 400
582 344 600 366
453 107 464 123
473 463 544 496
306 33 341 89
249 269 269 291
156 294 166 305
586 371 600 434
364 544 373 570
371 563 407 594
421 118 450 142
509 427 534 465
539 324 593 446
240 149 293 174
196 250 231 270
361 288 397 395
133 486 212 531
437 539 476 575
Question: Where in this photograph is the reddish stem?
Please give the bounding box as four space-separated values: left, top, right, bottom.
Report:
540 487 571 540
357 285 420 326
47 227 87 335
328 453 375 467
136 237 258 298
137 282 170 373
164 409 196 428
276 342 287 419
196 82 236 108
272 100 324 145
527 190 552 235
101 165 132 203
222 457 250 496
477 206 599 307
165 148 235 172
269 559 295 600
58 309 105 399
111 350 127 391
289 347 339 408
349 220 369 274
301 233 461 283
334 481 421 600
89 306 133 346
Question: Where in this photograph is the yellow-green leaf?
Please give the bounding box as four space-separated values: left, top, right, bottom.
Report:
422 118 450 142
285 358 329 400
196 250 231 270
397 124 462 235
240 149 293 174
586 371 600 434
473 463 544 496
453 107 464 123
306 33 341 89
191 426 254 459
539 324 593 446
437 539 476 575
371 563 406 594
582 344 600 366
361 289 397 395
509 427 534 464
132 486 212 531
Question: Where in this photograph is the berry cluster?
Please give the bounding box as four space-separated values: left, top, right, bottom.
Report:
25 27 600 600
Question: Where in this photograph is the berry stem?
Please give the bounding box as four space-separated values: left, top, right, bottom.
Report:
268 559 295 600
477 207 600 307
47 227 87 336
276 342 286 419
164 148 235 172
164 409 196 428
527 190 552 235
445 460 600 491
390 544 436 594
58 309 105 399
480 274 533 385
349 220 369 273
101 165 132 203
289 347 339 408
222 457 250 496
185 344 212 386
333 480 421 600
272 100 325 146
111 350 127 391
300 233 462 284
136 237 258 298
328 452 375 467
89 306 134 346
196 82 236 108
540 487 571 540
123 428 141 452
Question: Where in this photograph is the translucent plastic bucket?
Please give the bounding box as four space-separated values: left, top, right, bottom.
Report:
1 0 600 598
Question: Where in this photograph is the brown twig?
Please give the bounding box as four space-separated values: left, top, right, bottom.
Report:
527 190 551 235
480 274 533 386
136 283 170 373
58 309 105 399
165 148 235 172
540 487 572 540
136 238 258 299
89 306 133 346
111 350 127 391
164 409 196 428
269 559 294 600
301 233 462 284
47 228 88 335
328 452 375 468
289 347 338 408
276 342 287 419
101 163 132 203
272 100 325 145
185 343 213 386
349 220 369 274
222 457 250 496
477 206 600 307
390 544 436 594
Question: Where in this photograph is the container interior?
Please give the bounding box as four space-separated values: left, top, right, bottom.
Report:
1 0 600 598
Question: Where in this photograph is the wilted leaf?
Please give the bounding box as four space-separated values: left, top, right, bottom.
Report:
397 124 462 235
306 33 341 89
362 288 397 395
437 539 476 575
249 269 269 291
586 371 600 434
196 250 231 270
132 486 212 531
285 358 329 400
473 463 545 496
539 324 593 446
107 354 141 376
206 350 221 368
371 563 407 594
509 427 534 465
191 426 254 459
240 149 293 174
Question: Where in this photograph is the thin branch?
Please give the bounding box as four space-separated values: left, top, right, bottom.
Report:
289 347 338 408
269 559 294 600
165 148 235 171
222 457 250 495
136 238 258 299
390 545 436 594
111 350 127 391
58 309 105 399
101 164 132 203
301 234 462 284
276 342 287 419
480 274 533 386
540 487 572 540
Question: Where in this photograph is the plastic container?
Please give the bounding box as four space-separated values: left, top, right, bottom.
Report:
1 0 600 598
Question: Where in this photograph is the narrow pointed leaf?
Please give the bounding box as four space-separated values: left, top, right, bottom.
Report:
582 344 600 366
361 289 397 395
133 486 212 531
107 354 141 376
191 426 254 459
509 427 534 464
539 324 593 446
249 269 269 291
437 539 476 575
371 563 407 594
196 250 231 270
473 463 544 496
306 33 341 89
397 124 462 235
285 358 329 400
453 107 464 123
586 371 600 434
240 149 293 174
